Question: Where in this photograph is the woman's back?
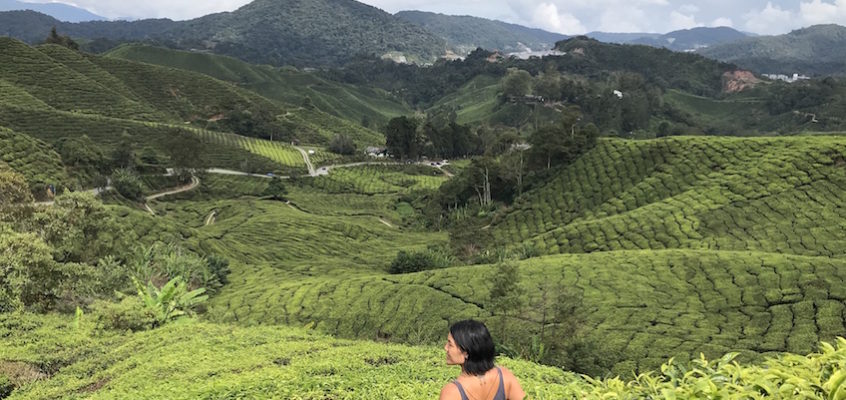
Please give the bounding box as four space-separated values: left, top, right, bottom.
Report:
440 320 525 400
441 366 524 400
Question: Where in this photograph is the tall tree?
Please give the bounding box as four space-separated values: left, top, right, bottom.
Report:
502 68 532 98
45 26 79 50
489 261 525 342
385 116 421 161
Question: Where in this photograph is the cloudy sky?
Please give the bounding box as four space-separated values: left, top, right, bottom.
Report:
22 0 846 35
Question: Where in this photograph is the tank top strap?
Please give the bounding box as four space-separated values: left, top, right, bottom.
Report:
452 380 470 400
494 367 507 400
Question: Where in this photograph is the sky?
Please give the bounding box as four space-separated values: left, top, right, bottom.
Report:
20 0 846 35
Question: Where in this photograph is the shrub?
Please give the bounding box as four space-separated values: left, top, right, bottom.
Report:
388 247 453 274
111 168 143 200
90 297 156 332
0 374 12 398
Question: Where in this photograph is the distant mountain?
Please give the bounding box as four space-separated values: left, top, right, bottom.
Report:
395 10 567 55
585 32 661 44
0 0 104 22
699 24 846 76
631 27 748 52
0 0 446 67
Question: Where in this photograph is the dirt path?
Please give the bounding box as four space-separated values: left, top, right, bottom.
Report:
144 176 200 215
293 146 317 177
205 168 279 179
378 218 395 228
205 210 217 226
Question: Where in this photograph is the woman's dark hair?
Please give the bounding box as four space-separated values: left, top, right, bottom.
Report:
450 319 496 375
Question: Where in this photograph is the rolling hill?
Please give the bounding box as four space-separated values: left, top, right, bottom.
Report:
0 0 105 22
0 38 388 177
0 0 447 67
103 44 412 130
699 24 846 76
631 26 749 52
395 10 567 55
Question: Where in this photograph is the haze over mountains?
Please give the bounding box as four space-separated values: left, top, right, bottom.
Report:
0 0 105 22
2 0 846 75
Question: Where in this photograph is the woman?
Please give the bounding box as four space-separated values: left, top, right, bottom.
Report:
440 320 526 400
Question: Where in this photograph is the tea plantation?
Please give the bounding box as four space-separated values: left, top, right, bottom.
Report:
3 34 846 399
2 314 845 399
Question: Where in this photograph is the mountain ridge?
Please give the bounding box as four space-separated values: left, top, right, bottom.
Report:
0 0 447 67
0 0 105 22
395 10 567 55
699 24 846 76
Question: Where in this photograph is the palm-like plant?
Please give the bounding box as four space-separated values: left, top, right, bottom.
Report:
133 277 207 327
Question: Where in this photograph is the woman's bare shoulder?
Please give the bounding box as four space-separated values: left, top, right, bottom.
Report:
499 366 518 379
439 382 460 400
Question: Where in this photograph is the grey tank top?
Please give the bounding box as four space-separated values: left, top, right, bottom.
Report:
452 367 506 400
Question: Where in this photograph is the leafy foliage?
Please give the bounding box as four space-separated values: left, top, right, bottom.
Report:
3 314 846 399
133 276 207 328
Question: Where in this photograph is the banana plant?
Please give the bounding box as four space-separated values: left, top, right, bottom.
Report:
133 276 208 327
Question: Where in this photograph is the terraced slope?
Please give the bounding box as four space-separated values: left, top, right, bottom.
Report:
0 105 285 173
485 136 846 257
170 136 846 375
0 126 72 192
105 44 411 130
0 38 386 150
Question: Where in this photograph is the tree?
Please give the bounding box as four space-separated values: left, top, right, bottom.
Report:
0 170 32 206
57 135 107 171
28 192 130 265
45 26 79 50
489 261 525 342
263 177 288 201
534 66 561 101
385 116 421 160
528 107 598 170
111 168 144 201
502 68 532 98
0 230 63 312
328 133 357 155
111 132 136 169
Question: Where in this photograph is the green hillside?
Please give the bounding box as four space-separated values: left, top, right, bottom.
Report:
0 126 73 194
105 44 412 129
483 137 846 257
700 24 846 76
127 136 846 375
395 10 567 54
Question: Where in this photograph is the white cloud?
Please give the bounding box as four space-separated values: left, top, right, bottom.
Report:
678 4 699 14
531 2 586 34
598 5 650 32
709 17 734 27
743 2 797 35
668 10 699 30
799 0 846 25
25 0 252 19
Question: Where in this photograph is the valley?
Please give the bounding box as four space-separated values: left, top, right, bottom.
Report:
1 3 846 398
